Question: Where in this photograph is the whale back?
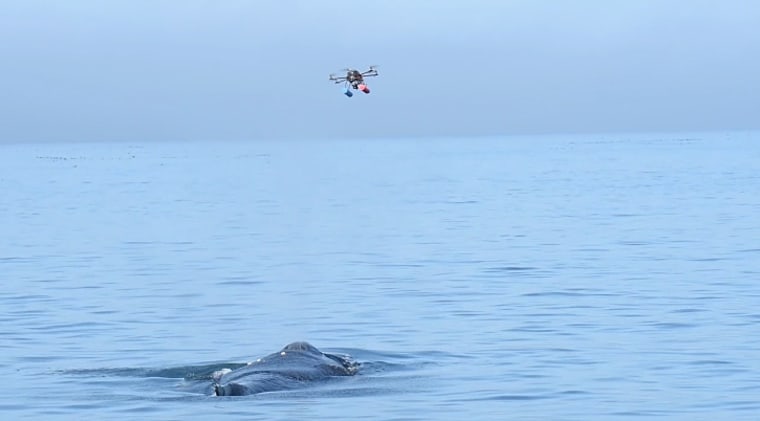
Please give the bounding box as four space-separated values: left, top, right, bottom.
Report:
281 341 321 354
213 342 358 396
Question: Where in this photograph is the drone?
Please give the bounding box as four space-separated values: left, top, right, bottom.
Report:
329 66 379 97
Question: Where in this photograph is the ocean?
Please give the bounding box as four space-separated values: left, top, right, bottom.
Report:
2 132 759 420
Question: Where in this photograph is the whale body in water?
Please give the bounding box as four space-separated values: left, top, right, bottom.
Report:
213 341 359 396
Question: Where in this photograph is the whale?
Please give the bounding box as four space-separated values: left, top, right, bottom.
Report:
213 341 359 396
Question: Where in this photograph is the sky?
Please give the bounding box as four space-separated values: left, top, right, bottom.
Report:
1 0 758 142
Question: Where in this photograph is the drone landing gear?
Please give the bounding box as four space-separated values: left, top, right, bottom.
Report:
358 84 370 94
343 88 354 97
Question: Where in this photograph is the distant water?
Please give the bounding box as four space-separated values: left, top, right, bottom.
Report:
2 132 759 420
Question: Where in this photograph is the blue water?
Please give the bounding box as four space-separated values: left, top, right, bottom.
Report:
2 133 759 420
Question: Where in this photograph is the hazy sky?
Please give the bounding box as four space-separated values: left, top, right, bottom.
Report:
1 0 758 142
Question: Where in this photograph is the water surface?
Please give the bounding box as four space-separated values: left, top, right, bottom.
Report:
2 132 759 419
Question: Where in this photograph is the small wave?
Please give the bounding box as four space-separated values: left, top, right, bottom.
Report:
522 290 616 297
62 363 248 380
453 393 551 402
484 266 537 272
